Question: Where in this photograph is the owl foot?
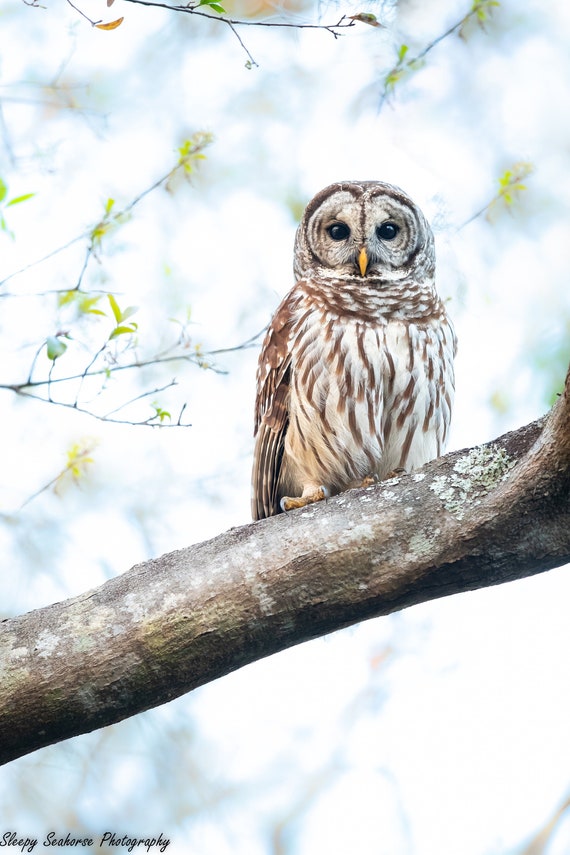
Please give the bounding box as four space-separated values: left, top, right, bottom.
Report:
384 467 406 480
346 475 379 491
280 486 330 513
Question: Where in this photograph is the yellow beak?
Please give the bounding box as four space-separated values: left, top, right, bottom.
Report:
358 246 368 277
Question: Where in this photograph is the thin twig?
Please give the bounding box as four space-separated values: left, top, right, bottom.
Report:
122 0 354 66
5 329 263 394
74 245 93 291
122 0 353 33
65 0 102 25
73 342 108 406
412 17 465 64
103 381 178 418
226 20 259 68
61 0 355 66
0 233 87 289
11 387 192 427
1 328 261 426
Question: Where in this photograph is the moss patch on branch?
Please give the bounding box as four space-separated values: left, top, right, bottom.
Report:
429 444 515 520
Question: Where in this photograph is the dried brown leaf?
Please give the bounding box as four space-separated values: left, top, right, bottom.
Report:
95 16 124 29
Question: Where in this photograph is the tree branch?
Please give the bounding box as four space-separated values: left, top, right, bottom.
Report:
1 367 569 766
61 0 356 67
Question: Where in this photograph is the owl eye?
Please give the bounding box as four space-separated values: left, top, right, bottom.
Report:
376 222 399 241
327 223 351 241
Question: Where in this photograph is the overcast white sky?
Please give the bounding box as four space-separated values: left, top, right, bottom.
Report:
1 0 569 852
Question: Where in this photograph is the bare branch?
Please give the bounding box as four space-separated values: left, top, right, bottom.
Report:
59 0 356 67
64 0 103 25
5 385 192 427
0 233 86 290
121 0 354 35
102 380 180 420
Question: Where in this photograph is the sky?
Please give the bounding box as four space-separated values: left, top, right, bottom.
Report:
0 0 569 852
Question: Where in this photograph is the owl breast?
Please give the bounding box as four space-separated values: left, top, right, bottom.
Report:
283 296 455 496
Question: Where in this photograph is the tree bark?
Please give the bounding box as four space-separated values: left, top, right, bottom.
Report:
1 368 569 766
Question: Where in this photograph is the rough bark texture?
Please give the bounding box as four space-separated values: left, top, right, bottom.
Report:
1 368 569 766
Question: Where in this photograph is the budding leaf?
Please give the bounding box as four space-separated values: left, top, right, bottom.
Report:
348 12 384 27
46 336 67 361
109 323 138 339
6 192 35 207
108 293 122 323
197 0 226 10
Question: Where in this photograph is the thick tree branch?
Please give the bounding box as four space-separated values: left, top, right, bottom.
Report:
1 368 569 766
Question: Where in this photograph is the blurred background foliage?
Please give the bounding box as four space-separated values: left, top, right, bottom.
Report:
0 0 569 852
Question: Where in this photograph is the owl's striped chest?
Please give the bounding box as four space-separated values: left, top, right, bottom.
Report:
290 310 387 416
285 304 455 487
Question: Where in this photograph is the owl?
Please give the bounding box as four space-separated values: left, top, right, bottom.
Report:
252 180 457 520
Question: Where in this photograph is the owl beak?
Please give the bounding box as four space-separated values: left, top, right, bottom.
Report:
358 247 369 277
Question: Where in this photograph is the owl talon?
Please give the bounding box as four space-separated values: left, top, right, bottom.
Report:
280 486 329 513
384 467 406 480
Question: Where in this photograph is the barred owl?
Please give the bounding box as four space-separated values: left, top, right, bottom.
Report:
252 181 457 520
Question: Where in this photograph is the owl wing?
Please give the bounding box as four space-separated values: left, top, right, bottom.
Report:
252 296 297 520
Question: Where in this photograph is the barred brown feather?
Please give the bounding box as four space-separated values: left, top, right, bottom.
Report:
252 181 457 520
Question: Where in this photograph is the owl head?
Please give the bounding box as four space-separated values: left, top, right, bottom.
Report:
293 181 435 285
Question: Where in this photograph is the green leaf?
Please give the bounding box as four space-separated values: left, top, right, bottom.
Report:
397 44 409 62
108 293 122 323
57 290 77 308
6 192 35 208
349 12 383 27
109 323 138 339
0 179 7 204
78 295 106 315
46 335 68 361
385 70 404 88
152 403 172 423
197 0 226 9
